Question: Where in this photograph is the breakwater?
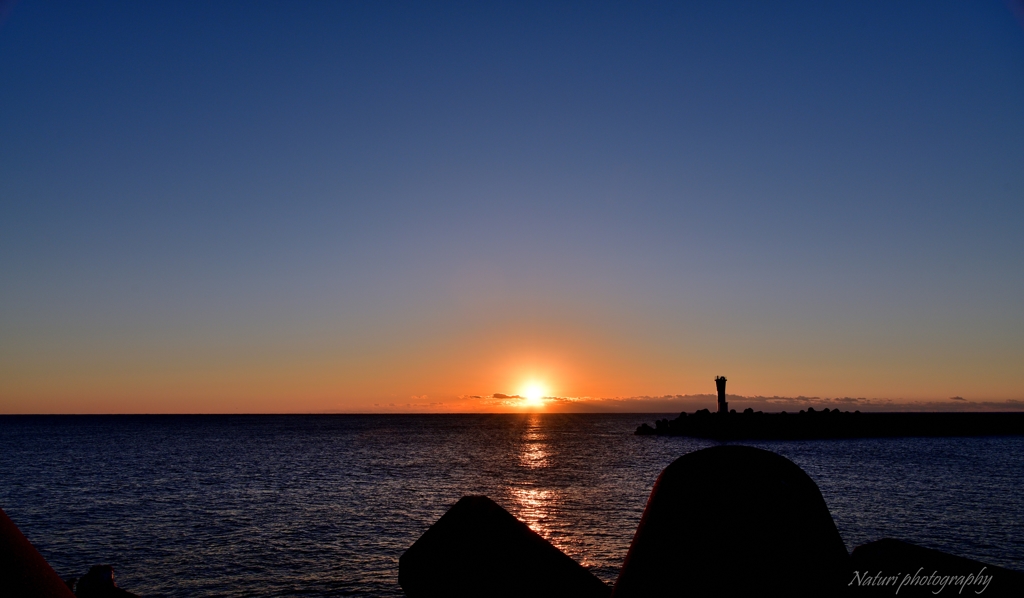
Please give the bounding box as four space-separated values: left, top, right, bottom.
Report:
636 409 1024 440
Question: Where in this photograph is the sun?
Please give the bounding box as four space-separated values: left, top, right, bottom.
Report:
520 383 548 409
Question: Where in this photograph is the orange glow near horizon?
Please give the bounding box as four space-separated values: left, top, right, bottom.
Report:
519 382 549 410
3 319 1024 413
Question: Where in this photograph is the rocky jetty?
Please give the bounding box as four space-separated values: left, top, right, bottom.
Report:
636 408 1024 439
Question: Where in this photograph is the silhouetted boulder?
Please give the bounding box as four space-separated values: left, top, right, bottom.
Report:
399 495 610 598
849 539 1023 596
74 565 138 598
0 507 76 598
634 423 656 435
612 446 849 597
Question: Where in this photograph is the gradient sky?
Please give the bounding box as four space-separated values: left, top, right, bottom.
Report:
2 1 1023 413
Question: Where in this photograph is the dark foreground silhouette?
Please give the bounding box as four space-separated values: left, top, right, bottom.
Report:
69 566 139 598
400 495 610 598
1 508 138 598
402 446 1023 597
612 446 850 597
636 408 1024 439
850 539 1023 597
0 507 75 598
5 447 1023 596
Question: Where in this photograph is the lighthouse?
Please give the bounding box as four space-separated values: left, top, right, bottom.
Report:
715 376 728 414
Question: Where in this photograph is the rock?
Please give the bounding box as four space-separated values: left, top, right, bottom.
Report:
634 423 656 435
0 507 76 598
611 446 849 597
399 495 611 598
74 565 139 598
849 538 1024 596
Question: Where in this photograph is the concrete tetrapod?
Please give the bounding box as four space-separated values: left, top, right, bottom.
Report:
0 507 75 598
400 495 611 598
612 446 850 598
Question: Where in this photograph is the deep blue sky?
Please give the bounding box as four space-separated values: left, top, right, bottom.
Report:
2 1 1023 412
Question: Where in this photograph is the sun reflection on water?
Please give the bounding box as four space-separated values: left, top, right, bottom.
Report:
506 414 574 555
518 414 548 470
508 486 555 537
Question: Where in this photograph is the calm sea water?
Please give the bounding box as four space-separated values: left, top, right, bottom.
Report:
0 414 1021 596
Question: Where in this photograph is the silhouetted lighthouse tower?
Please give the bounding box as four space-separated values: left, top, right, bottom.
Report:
715 376 728 414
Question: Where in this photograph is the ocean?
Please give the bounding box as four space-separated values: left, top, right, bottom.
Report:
1 414 1021 596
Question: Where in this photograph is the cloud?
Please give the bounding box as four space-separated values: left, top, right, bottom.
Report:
949 396 966 401
440 393 1024 413
491 394 1024 413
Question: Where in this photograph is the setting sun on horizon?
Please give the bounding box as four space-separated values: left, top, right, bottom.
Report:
3 5 1024 598
2 2 1023 415
519 383 549 410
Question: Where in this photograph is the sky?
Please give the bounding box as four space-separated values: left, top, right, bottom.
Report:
1 1 1023 413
